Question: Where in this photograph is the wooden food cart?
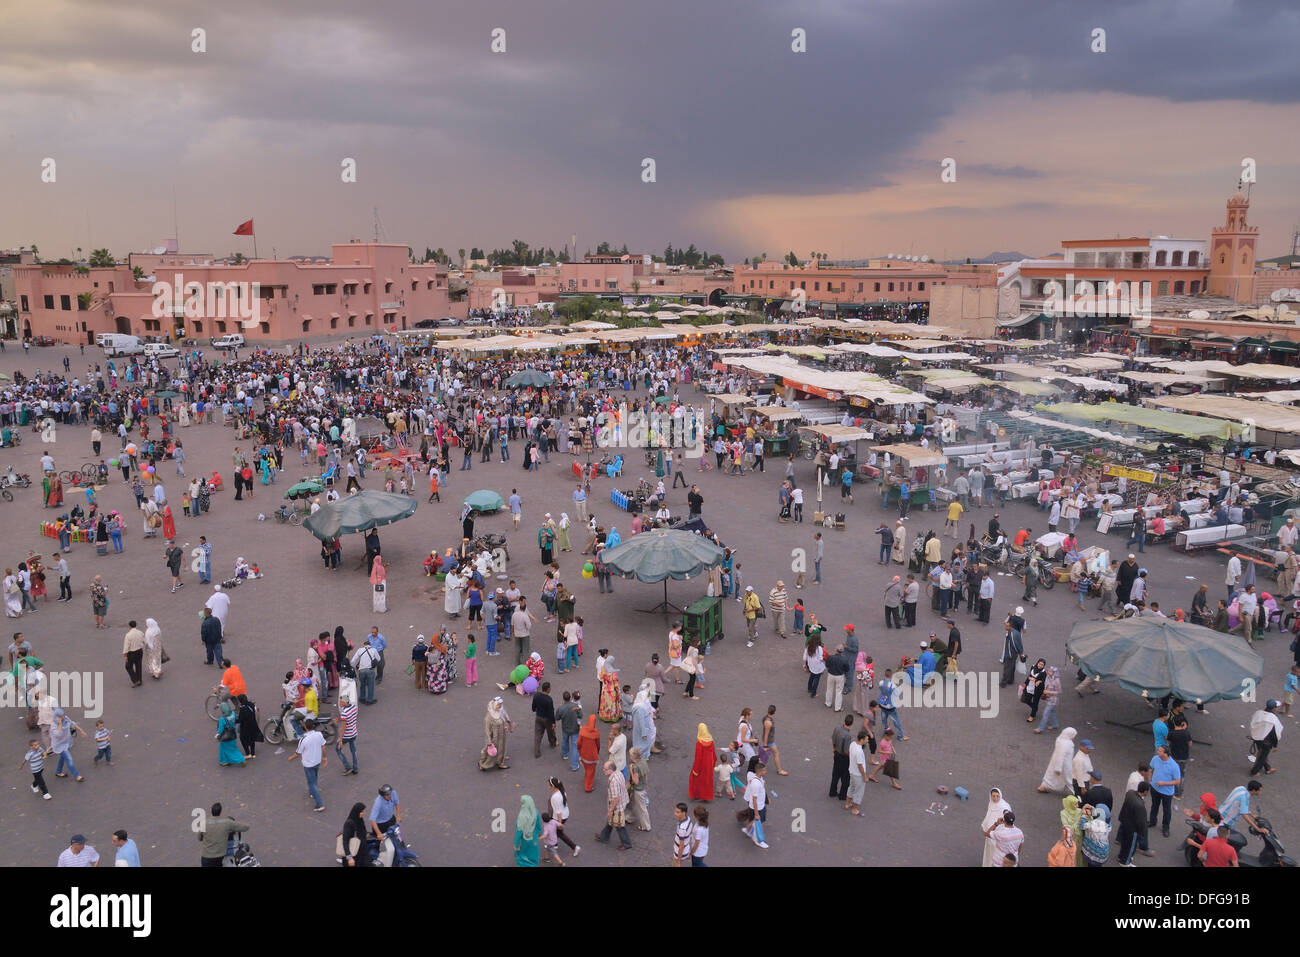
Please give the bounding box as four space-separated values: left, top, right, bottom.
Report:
872 443 949 511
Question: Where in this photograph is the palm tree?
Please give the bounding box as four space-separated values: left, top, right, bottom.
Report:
458 248 466 267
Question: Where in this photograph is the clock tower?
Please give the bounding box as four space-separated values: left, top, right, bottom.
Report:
1207 190 1257 303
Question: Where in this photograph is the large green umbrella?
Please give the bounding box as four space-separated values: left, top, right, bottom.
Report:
154 389 181 400
463 489 505 512
599 528 724 613
504 369 554 388
284 480 325 500
1066 617 1264 705
303 489 418 541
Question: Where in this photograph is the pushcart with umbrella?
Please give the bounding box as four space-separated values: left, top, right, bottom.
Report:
1066 617 1264 742
504 369 554 389
303 489 419 542
598 527 723 614
463 489 505 513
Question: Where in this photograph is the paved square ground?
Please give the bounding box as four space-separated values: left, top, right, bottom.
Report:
2 342 1294 867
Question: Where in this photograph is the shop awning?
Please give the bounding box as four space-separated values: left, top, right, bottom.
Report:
997 312 1050 328
868 443 947 467
803 424 875 443
747 406 803 421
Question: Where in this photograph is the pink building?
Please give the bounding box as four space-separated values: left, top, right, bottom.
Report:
466 262 731 310
13 240 459 344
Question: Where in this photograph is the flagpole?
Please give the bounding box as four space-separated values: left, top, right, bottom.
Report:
252 232 258 261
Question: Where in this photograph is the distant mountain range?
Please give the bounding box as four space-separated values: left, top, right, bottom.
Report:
941 251 1033 265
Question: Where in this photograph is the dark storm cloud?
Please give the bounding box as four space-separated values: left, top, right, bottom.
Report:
2 0 1296 254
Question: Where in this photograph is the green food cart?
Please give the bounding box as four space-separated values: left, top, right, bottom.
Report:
683 595 723 651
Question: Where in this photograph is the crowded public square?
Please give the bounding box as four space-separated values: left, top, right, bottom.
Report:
0 332 1295 872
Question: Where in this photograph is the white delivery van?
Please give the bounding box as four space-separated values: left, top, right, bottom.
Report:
101 334 144 356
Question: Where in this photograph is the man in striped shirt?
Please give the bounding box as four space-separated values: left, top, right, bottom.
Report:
335 696 359 775
767 582 789 639
18 739 52 799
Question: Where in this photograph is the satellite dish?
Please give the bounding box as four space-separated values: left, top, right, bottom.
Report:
1290 288 1300 299
1273 289 1288 302
1188 309 1211 320
151 246 167 255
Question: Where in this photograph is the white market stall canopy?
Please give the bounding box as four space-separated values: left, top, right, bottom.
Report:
747 405 804 421
878 338 957 351
1144 394 1300 434
1118 371 1224 386
990 380 1063 397
1006 410 1154 449
870 443 948 467
848 384 934 406
803 423 875 443
1251 390 1300 405
1048 356 1125 373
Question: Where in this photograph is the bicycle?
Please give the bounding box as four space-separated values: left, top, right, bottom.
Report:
273 504 302 526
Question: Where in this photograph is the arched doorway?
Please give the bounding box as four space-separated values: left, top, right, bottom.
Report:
708 288 726 307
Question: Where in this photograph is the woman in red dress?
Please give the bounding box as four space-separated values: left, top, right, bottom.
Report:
688 722 715 801
160 504 177 543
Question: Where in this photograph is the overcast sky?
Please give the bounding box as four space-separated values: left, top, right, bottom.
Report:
2 0 1298 262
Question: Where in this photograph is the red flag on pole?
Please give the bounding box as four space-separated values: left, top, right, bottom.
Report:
233 219 254 236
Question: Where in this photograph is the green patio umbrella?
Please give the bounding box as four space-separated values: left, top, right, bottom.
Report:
303 489 418 541
599 527 724 613
463 489 505 512
1066 617 1264 705
284 480 325 500
154 389 181 400
504 369 554 388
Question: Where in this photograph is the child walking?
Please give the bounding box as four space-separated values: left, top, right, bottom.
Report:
92 720 113 765
540 811 565 865
18 739 52 799
464 634 478 688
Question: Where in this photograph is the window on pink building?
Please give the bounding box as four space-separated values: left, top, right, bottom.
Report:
918 282 925 290
874 283 880 292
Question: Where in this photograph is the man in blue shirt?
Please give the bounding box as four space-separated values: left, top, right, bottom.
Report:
1152 709 1170 752
572 484 587 523
369 784 402 840
1147 745 1181 838
368 626 387 685
1219 780 1265 836
111 830 141 867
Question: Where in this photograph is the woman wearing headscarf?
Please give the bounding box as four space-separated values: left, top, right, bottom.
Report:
47 474 64 509
514 795 540 867
235 693 263 758
341 802 370 867
578 714 602 792
370 555 387 614
682 645 703 700
1024 657 1047 722
1060 794 1084 866
478 696 512 771
1036 726 1076 794
631 680 657 758
3 569 21 619
144 618 164 679
605 526 621 549
557 513 572 552
160 503 177 542
1080 804 1112 866
688 723 716 801
1035 665 1062 733
598 655 622 722
216 698 245 767
426 630 458 694
980 787 1013 866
